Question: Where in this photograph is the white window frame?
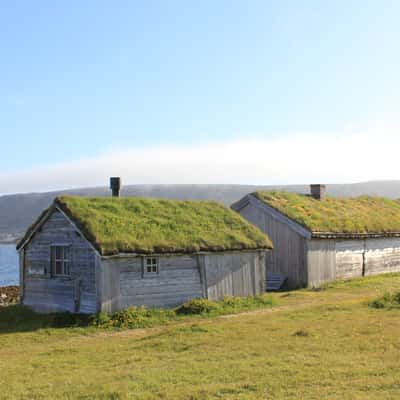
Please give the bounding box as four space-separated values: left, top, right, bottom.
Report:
144 256 159 275
51 245 71 277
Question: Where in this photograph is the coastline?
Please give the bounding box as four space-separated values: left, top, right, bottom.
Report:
0 239 19 245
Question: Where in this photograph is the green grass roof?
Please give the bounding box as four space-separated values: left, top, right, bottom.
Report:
54 196 272 255
253 191 400 236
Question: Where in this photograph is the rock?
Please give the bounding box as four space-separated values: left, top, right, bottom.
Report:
0 286 19 306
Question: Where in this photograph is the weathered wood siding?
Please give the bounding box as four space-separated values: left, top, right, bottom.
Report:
308 238 400 287
22 210 98 313
99 251 265 313
99 255 203 313
307 239 336 287
235 195 400 288
335 240 364 279
24 278 76 313
198 251 265 300
365 238 400 276
237 201 307 288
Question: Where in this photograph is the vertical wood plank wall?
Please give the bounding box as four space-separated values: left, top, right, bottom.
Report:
307 239 336 287
335 240 364 279
308 238 400 286
238 203 307 287
22 210 97 313
236 198 400 288
364 238 400 275
198 251 266 300
100 251 266 313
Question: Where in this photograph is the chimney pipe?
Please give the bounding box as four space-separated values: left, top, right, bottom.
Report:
310 184 326 201
110 177 121 197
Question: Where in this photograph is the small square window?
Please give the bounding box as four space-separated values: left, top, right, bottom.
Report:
144 257 158 274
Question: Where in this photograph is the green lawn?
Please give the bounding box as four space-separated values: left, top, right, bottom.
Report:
1 274 400 399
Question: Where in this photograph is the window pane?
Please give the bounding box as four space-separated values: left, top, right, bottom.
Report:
55 261 63 275
144 257 158 274
56 247 62 259
51 246 71 276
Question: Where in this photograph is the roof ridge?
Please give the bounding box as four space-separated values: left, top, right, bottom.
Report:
252 191 400 237
19 196 273 255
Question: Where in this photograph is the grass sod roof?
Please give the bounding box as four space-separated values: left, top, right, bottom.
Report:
253 191 400 236
52 196 272 256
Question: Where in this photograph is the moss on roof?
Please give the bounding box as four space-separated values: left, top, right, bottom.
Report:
253 191 400 235
54 196 272 255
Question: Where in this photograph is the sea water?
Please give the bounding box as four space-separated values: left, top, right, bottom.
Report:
0 244 18 286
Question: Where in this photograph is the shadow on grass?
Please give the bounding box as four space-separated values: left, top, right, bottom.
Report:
0 294 277 334
0 304 91 334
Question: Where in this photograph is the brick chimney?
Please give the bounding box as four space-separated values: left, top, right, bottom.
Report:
110 177 121 197
310 184 326 201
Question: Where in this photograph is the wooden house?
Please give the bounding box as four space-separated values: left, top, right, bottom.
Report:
232 185 400 288
17 194 272 314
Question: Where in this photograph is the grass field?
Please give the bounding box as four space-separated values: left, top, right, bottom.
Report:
1 274 400 399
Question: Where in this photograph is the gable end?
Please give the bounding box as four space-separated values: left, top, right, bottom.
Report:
17 205 100 256
234 194 312 239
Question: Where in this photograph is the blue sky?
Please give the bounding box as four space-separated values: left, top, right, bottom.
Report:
1 1 400 193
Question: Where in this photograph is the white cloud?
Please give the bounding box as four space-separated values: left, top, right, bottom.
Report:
1 129 400 195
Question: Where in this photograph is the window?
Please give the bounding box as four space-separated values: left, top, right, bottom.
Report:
51 246 70 276
145 257 158 274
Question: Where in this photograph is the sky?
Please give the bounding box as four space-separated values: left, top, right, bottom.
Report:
1 0 400 194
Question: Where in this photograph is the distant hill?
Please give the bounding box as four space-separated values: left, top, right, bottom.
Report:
2 181 400 243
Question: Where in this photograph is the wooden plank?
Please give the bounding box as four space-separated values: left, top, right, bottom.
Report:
204 251 264 301
307 239 336 287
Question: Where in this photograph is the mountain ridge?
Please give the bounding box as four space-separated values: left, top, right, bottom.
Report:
2 181 400 243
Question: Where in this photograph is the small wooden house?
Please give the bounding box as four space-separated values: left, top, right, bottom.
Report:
17 196 272 314
232 185 400 288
